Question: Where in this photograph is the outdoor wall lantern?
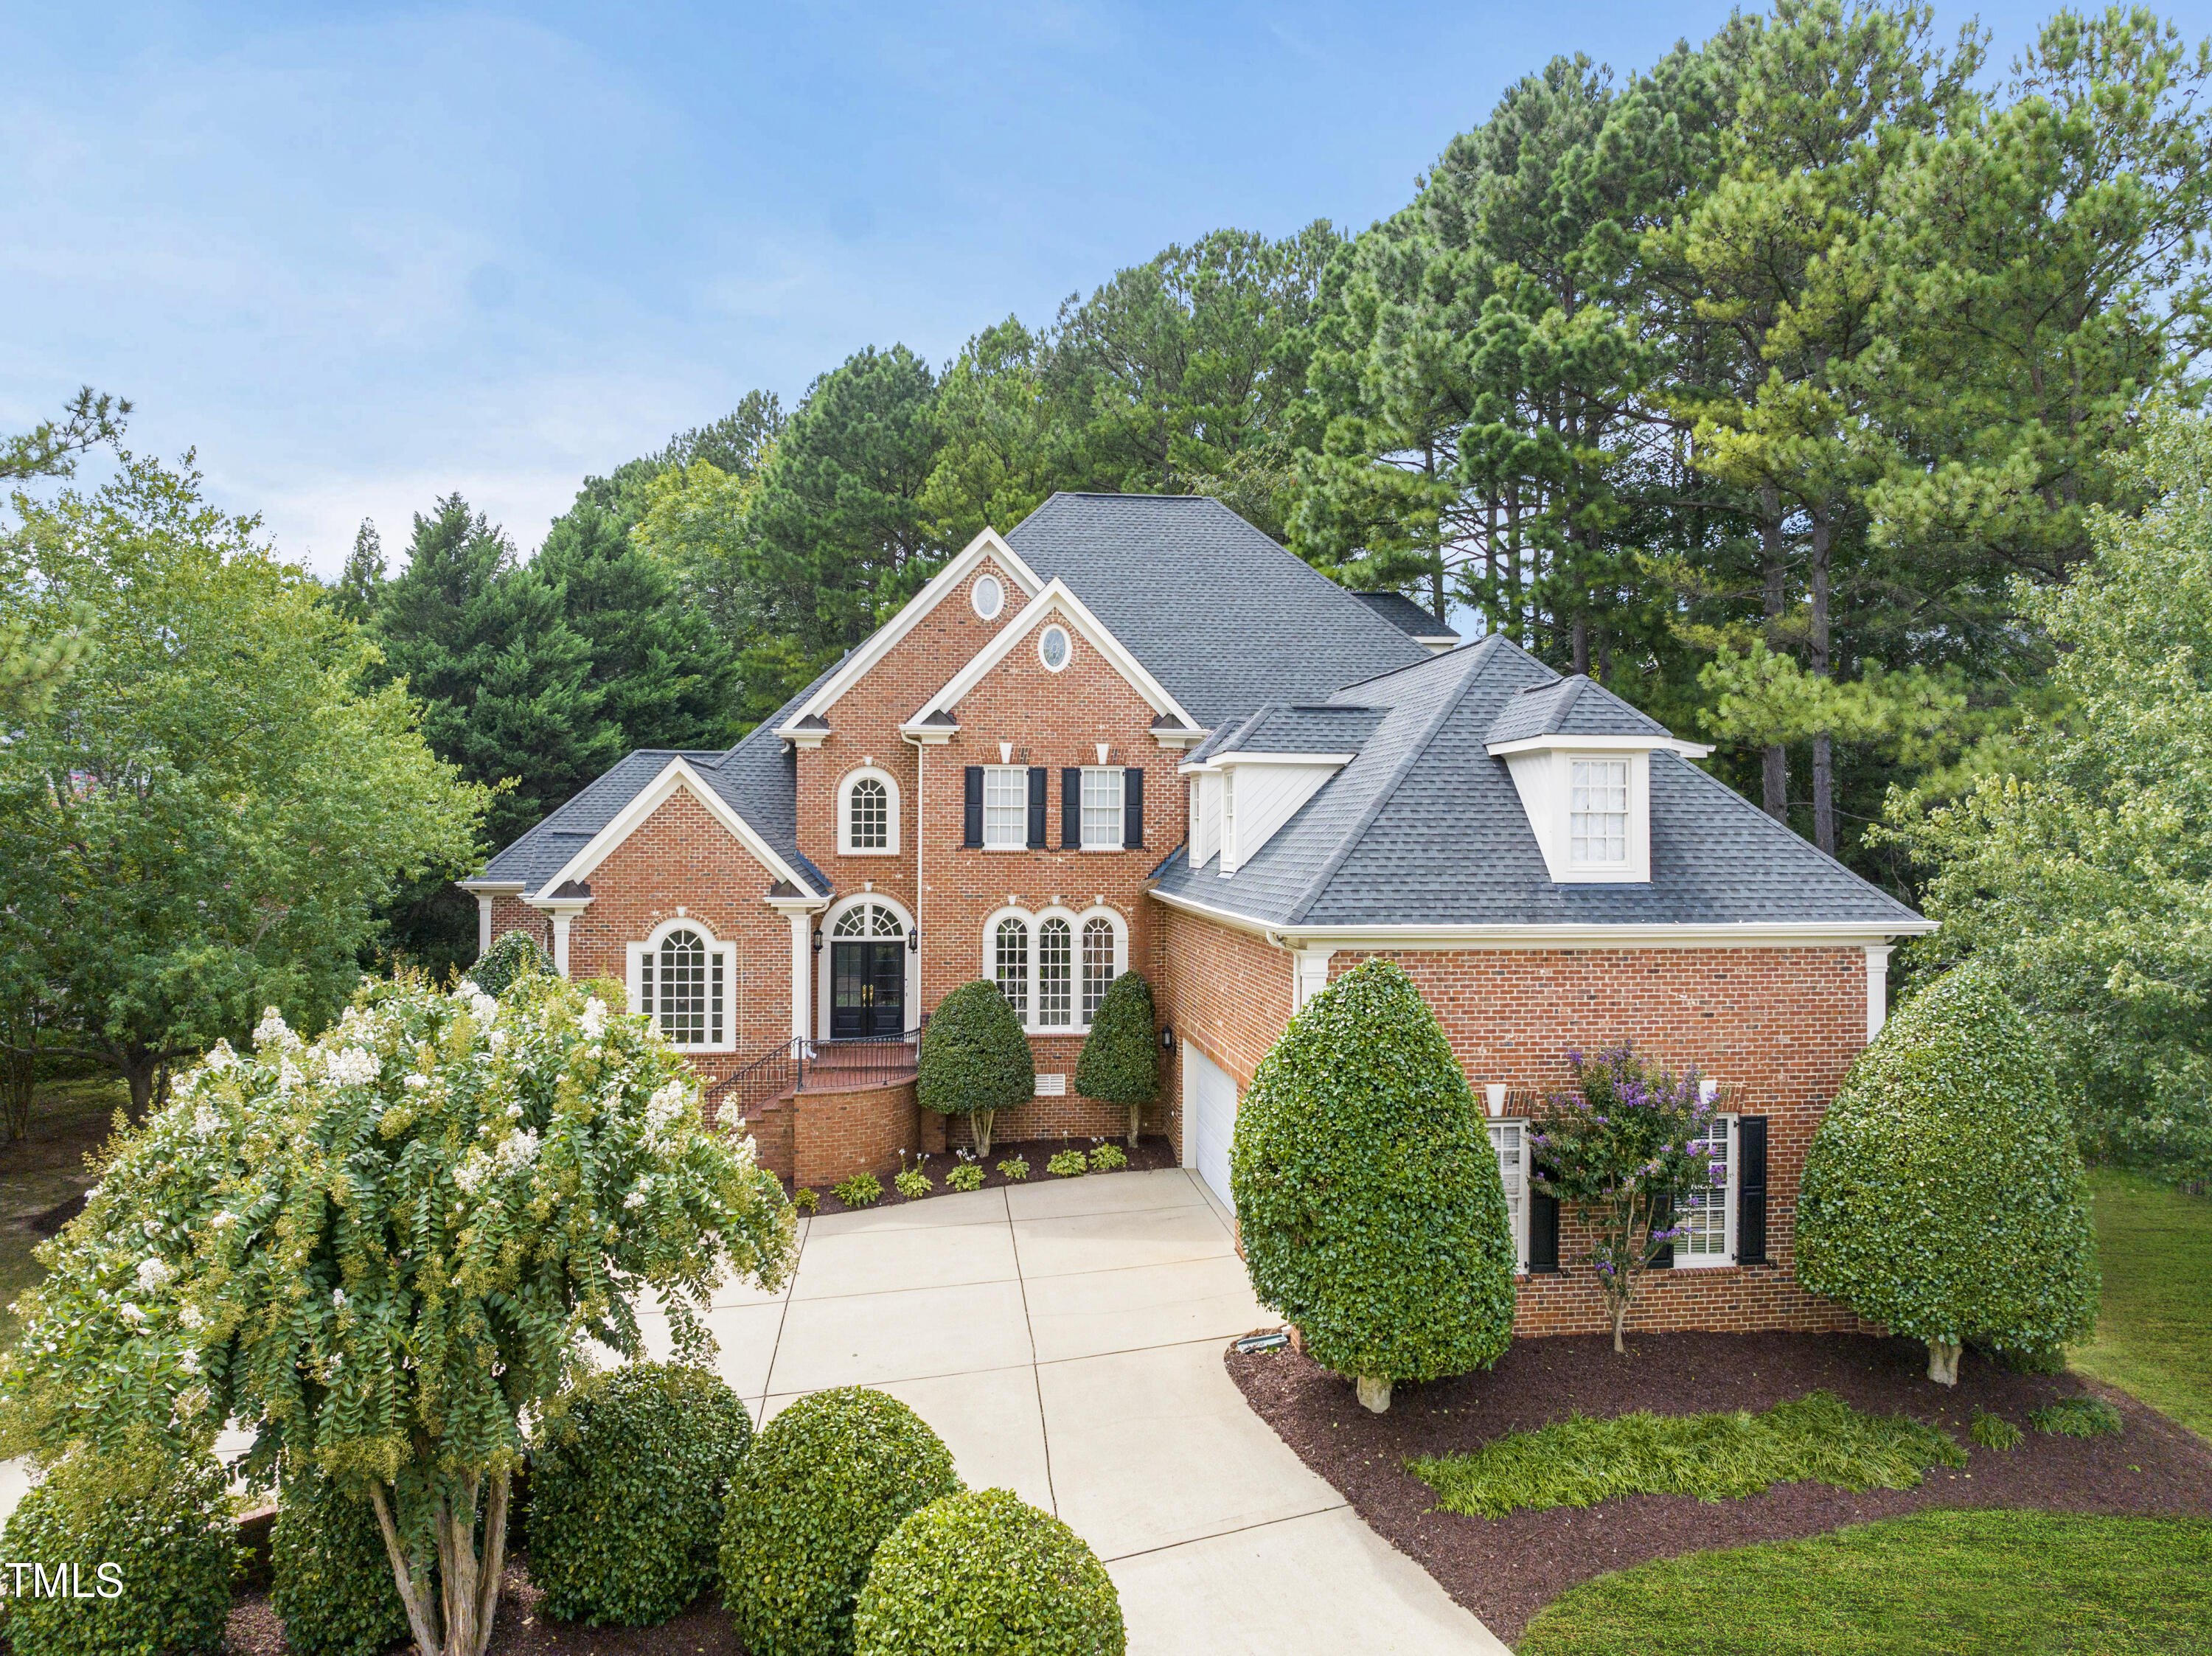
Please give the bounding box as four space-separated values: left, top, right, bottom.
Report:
908 926 921 955
812 927 824 956
1158 1023 1175 1052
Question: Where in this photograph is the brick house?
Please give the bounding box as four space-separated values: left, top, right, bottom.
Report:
465 493 1931 1335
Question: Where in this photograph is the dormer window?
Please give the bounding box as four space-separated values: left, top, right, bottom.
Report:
1569 758 1630 866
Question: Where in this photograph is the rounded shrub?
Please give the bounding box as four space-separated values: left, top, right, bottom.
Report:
467 928 553 997
1798 968 2099 1385
720 1386 961 1656
271 1464 411 1656
1073 972 1158 1145
1231 957 1516 1412
853 1488 1124 1656
917 981 1033 1158
0 1444 237 1656
527 1363 755 1626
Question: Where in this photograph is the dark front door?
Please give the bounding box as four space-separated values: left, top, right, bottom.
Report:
830 941 905 1038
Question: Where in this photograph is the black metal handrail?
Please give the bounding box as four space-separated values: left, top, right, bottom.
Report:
707 1020 927 1124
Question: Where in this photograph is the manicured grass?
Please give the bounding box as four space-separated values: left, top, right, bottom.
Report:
1517 1511 2212 1655
2073 1168 2212 1441
1408 1391 1964 1520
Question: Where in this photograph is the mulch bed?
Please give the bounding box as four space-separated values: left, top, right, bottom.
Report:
1227 1329 2212 1646
795 1133 1179 1214
225 1562 749 1655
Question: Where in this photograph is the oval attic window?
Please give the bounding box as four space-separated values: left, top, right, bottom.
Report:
1038 624 1071 672
973 574 1004 621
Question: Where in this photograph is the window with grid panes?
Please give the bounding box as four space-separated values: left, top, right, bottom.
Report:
993 916 1029 1019
848 777 888 849
1080 768 1123 848
644 928 723 1047
1675 1116 1733 1264
1569 757 1629 864
983 765 1026 847
1036 916 1073 1026
1486 1119 1528 1270
1080 916 1116 1023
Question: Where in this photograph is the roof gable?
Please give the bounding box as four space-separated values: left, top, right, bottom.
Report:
911 577 1200 730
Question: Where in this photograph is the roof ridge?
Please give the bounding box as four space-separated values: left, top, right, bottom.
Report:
1285 645 1497 926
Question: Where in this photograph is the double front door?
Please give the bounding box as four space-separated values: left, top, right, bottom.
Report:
830 940 905 1038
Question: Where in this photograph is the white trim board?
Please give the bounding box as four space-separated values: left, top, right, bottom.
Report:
910 578 1200 732
778 529 1043 735
532 757 821 900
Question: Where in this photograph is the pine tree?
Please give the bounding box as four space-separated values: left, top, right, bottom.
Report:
333 518 386 625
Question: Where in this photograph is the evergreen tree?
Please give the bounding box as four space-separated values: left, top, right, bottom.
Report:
332 518 386 625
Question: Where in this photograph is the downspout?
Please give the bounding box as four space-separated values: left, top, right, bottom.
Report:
902 729 925 1031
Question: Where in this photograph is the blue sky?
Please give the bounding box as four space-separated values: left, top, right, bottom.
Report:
4 0 2133 574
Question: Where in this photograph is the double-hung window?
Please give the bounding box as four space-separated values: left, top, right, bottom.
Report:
1080 768 1124 849
982 766 1027 849
1569 758 1629 866
1486 1120 1529 1271
1674 1115 1734 1267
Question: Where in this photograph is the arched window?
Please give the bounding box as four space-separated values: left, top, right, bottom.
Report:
1081 916 1117 1024
836 767 900 855
834 901 904 939
633 923 728 1048
994 916 1030 1020
1036 916 1073 1028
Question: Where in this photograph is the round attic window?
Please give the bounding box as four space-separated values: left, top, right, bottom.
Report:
1038 624 1071 672
972 574 1004 620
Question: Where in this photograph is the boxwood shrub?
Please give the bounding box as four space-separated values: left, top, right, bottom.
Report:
1072 972 1157 1144
271 1463 411 1656
527 1362 754 1626
720 1386 962 1656
1 1444 238 1656
917 981 1032 1157
1798 968 2099 1385
467 928 552 996
853 1488 1124 1656
1231 958 1516 1410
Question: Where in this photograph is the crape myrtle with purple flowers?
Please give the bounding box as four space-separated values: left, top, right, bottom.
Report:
1531 1044 1722 1352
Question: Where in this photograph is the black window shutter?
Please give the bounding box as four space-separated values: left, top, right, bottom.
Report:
963 767 984 848
1737 1115 1770 1265
1062 768 1082 849
1123 766 1144 848
1528 1189 1560 1274
1026 766 1048 848
1649 1192 1675 1270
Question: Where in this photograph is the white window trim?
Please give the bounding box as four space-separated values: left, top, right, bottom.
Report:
1037 622 1073 672
627 917 734 1053
972 572 1005 620
1079 766 1124 851
1568 755 1631 871
835 765 902 857
981 904 1127 1034
981 764 1028 850
1672 1113 1739 1270
1487 1119 1531 1274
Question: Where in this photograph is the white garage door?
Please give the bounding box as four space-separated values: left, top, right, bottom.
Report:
1187 1045 1239 1212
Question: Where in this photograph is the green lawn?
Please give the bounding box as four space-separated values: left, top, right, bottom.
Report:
2072 1169 2212 1441
0 1071 133 1346
1517 1511 2212 1655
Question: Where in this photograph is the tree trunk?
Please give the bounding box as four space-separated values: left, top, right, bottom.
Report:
120 1048 159 1126
1926 1341 1961 1387
970 1110 995 1159
1611 1298 1630 1356
1759 486 1790 825
1356 1374 1392 1413
1572 613 1590 677
1808 507 1834 857
369 1472 512 1656
1127 1101 1142 1148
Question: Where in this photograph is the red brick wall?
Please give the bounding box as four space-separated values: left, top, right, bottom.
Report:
1151 904 1298 1159
486 895 546 956
793 1080 920 1189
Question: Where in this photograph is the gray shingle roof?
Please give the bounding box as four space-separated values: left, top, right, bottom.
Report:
1204 705 1385 759
1152 636 1926 931
1006 494 1427 732
1486 673 1670 745
1351 591 1458 641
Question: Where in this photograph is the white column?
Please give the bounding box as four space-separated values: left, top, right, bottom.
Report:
1292 947 1336 1010
1864 945 1893 1041
475 894 495 957
787 912 812 1043
552 915 574 978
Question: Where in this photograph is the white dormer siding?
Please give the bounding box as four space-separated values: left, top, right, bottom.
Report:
1497 743 1656 883
1185 754 1355 874
1191 773 1223 867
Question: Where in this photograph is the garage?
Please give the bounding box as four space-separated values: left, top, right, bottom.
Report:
1186 1044 1240 1212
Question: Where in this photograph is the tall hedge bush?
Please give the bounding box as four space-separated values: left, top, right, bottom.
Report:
271 1462 413 1656
1231 958 1516 1412
0 1442 238 1656
918 981 1033 1156
1073 972 1157 1146
467 928 552 996
1798 969 2100 1385
719 1386 962 1656
527 1363 755 1626
853 1488 1124 1655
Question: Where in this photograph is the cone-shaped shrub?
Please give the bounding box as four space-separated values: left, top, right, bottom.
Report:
1074 972 1158 1146
720 1386 962 1656
0 1441 238 1656
271 1463 413 1656
1798 969 2099 1385
1231 958 1516 1410
527 1363 755 1626
918 981 1033 1158
853 1488 1124 1656
468 928 552 996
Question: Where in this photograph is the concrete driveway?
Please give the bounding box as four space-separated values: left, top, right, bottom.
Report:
679 1165 1509 1655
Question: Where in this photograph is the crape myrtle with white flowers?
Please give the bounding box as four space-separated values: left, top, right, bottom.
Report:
0 969 797 1656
